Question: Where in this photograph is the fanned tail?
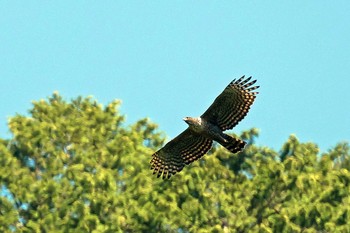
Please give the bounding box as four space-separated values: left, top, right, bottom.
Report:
219 134 246 153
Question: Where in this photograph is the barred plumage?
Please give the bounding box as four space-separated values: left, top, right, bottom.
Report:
201 76 259 131
150 75 259 179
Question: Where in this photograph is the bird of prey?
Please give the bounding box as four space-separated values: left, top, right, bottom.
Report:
150 76 259 179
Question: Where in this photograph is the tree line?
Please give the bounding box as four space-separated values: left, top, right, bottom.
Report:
0 94 349 232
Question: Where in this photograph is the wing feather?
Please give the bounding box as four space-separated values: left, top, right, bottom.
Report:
150 128 212 179
201 76 259 131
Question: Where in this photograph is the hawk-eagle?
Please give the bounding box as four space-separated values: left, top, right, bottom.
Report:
150 76 259 179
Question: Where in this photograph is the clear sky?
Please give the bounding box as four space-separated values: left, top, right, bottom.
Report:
1 1 349 152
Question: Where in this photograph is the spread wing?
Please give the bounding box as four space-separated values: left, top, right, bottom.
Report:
150 128 212 179
201 76 259 131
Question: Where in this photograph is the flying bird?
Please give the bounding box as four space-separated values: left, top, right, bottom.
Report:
150 76 259 179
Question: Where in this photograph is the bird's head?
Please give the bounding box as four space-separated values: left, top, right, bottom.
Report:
183 117 200 126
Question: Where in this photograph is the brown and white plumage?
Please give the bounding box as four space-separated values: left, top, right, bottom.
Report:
150 76 259 179
151 129 212 179
201 76 259 130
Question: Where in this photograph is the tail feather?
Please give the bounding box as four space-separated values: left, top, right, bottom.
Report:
219 134 246 153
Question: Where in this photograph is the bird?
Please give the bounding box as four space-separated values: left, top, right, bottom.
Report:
150 76 259 179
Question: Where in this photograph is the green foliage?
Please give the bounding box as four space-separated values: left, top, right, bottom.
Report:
0 93 349 232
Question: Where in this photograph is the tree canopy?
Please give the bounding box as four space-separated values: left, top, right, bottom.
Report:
0 94 349 232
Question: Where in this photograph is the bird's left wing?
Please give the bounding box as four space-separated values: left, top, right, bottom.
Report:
201 76 259 131
150 128 212 179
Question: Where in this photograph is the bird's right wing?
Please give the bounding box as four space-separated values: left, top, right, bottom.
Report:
150 128 212 179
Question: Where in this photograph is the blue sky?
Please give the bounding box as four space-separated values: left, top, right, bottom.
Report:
1 1 349 152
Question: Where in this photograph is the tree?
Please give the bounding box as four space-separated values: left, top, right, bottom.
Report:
0 93 349 232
